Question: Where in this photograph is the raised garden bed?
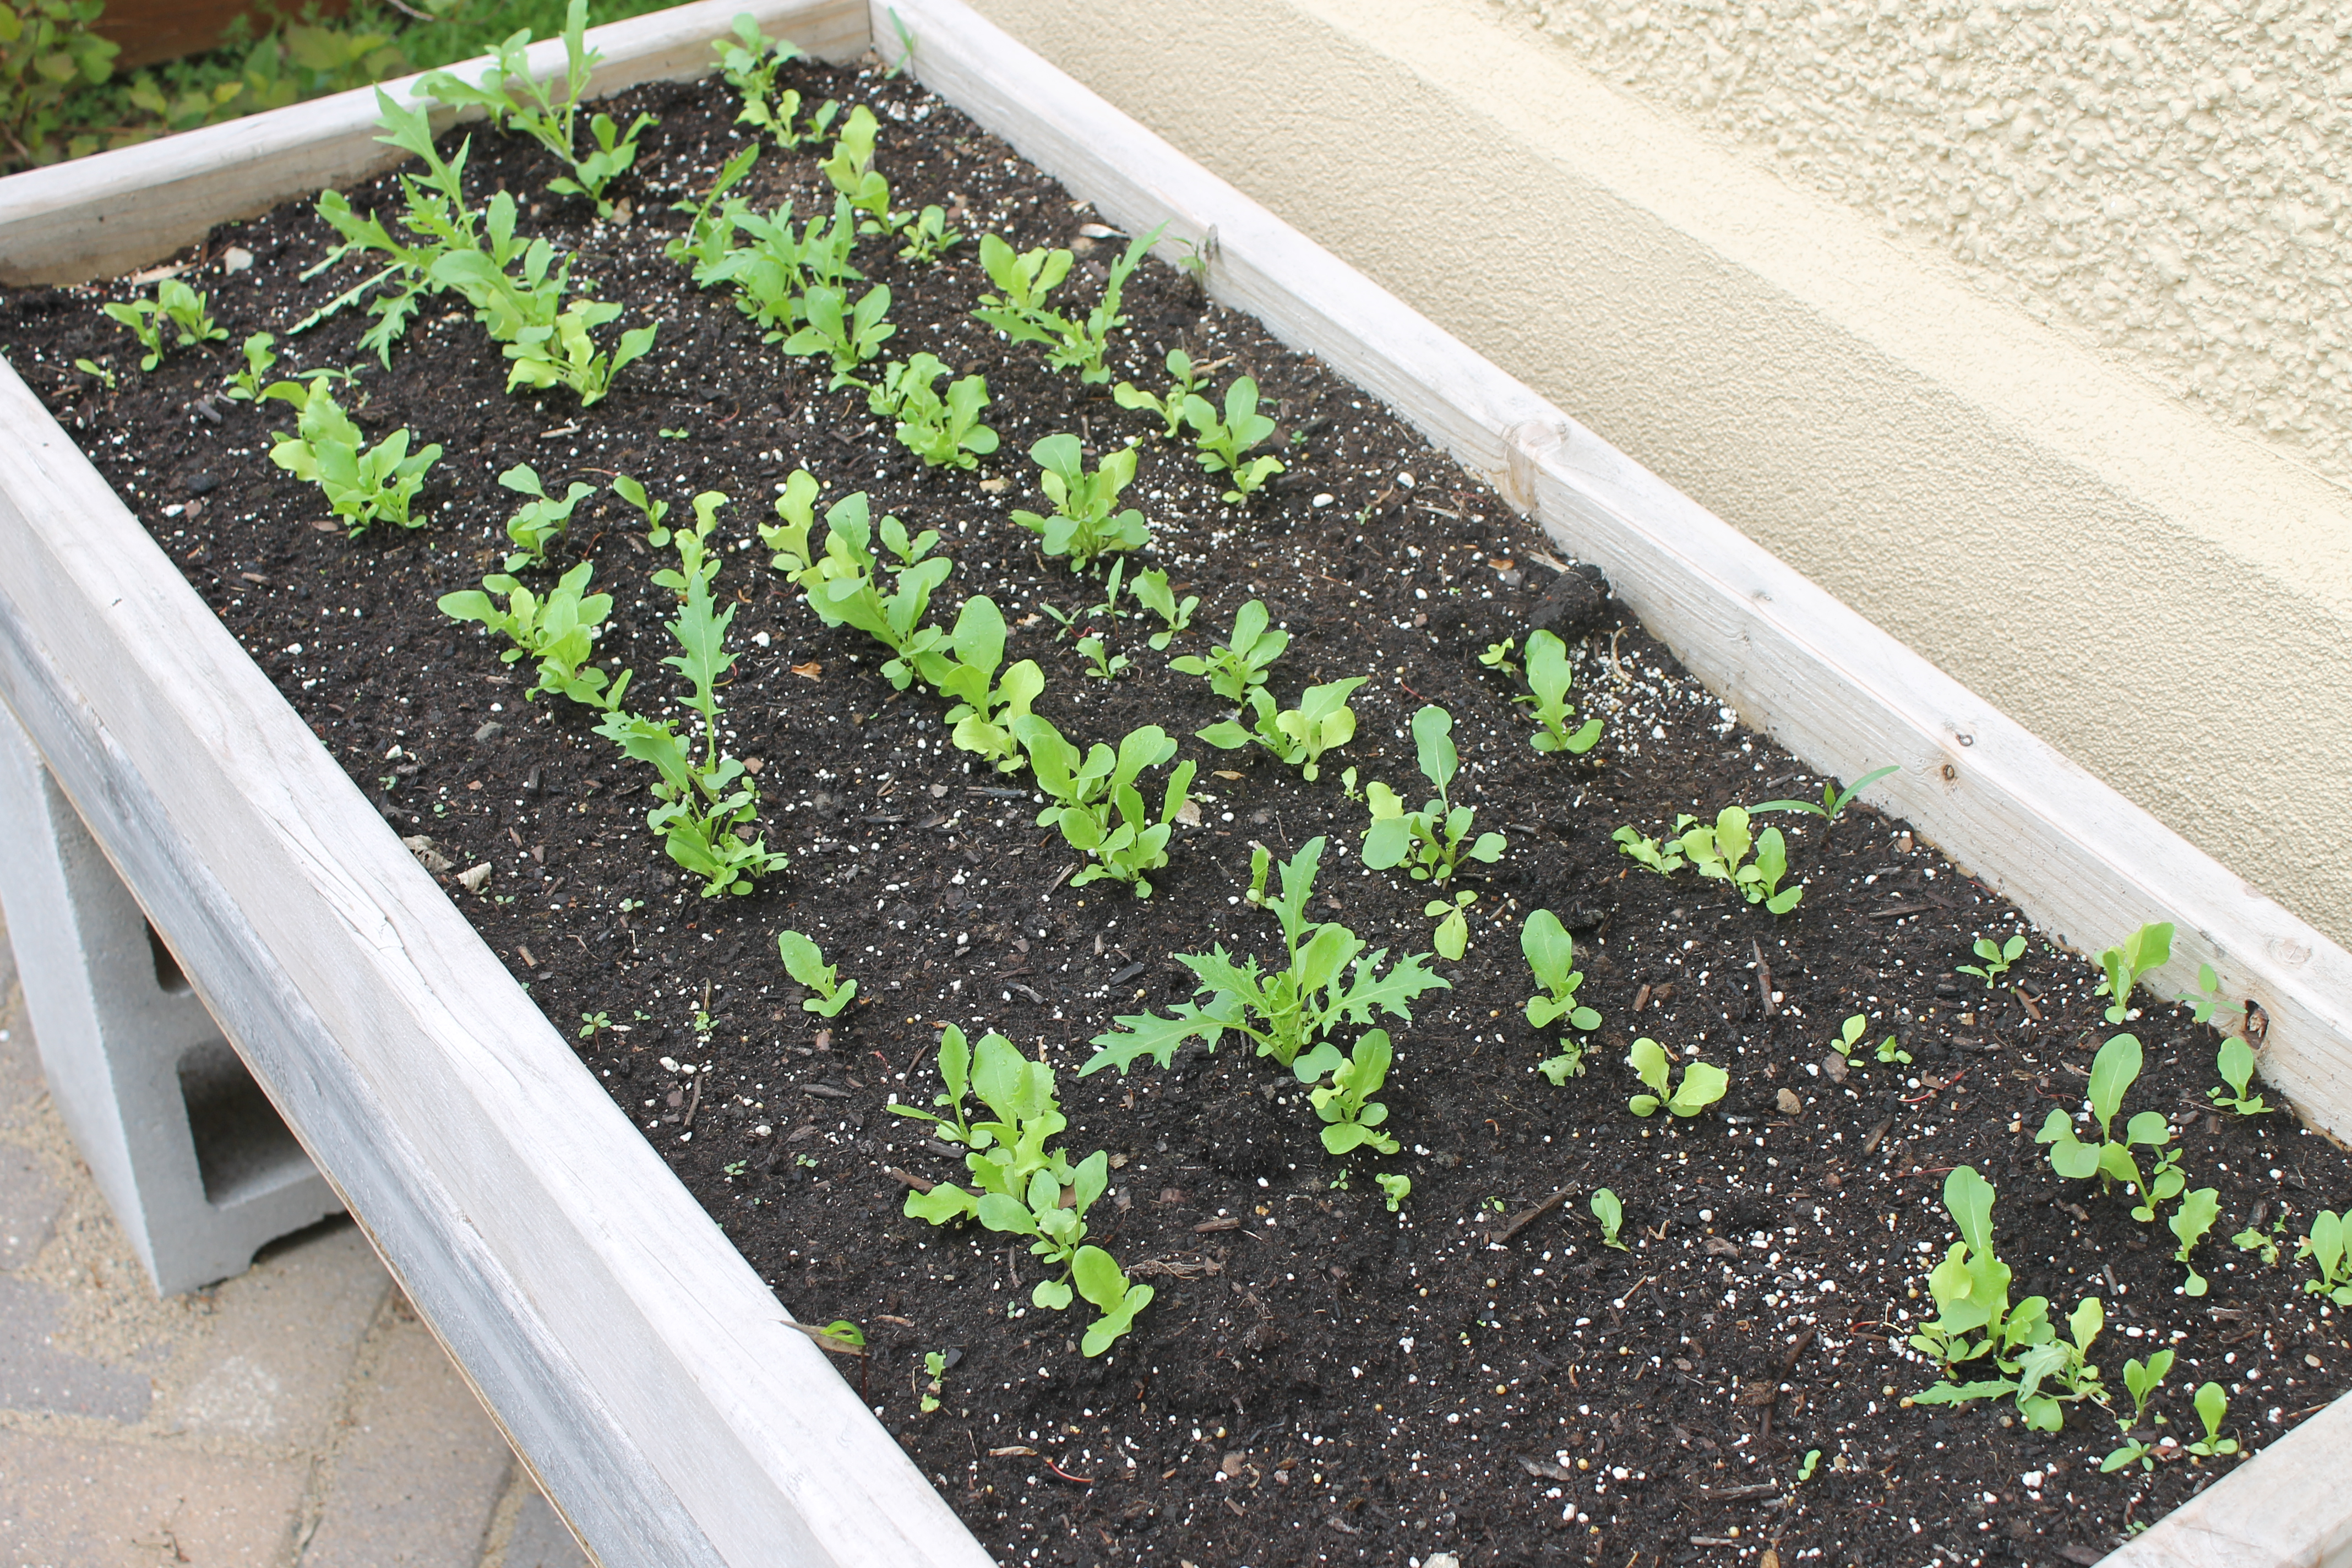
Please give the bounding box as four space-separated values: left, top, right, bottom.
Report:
4 2 2352 1565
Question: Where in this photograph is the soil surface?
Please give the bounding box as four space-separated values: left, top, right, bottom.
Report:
7 51 2351 1568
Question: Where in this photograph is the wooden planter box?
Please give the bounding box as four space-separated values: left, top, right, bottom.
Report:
2 1 2348 1562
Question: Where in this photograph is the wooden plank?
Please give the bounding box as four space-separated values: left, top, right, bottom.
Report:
0 0 872 287
875 0 2352 1146
2100 1393 2352 1566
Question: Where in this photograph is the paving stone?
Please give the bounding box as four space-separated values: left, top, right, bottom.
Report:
0 1274 153 1424
0 1143 60 1272
298 1303 512 1567
0 1425 304 1566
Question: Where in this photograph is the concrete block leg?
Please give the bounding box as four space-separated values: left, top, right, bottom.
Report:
0 702 340 1294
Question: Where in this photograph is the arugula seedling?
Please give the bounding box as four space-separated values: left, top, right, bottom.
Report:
1362 705 1507 886
1909 1166 2108 1431
1754 763 1901 823
1075 636 1129 682
1111 348 1205 439
613 472 673 546
264 378 440 533
2035 1033 2184 1220
1523 630 1603 754
1610 824 1686 875
497 462 597 570
1073 1246 1155 1356
2169 1185 2220 1296
2096 921 2174 1024
2101 1348 2175 1472
888 1023 994 1148
2207 1036 2272 1117
710 15 823 147
819 104 900 231
1310 1030 1401 1156
426 192 659 404
919 1349 948 1412
792 489 951 689
1956 932 2027 987
1182 375 1286 500
688 193 862 336
73 357 116 390
2299 1211 2352 1305
1478 638 1520 677
1130 568 1198 650
1522 909 1600 1082
2181 961 2248 1033
225 333 277 400
971 227 1158 382
777 930 857 1017
1625 1037 1728 1118
780 282 895 388
1423 891 1476 961
2186 1384 2239 1457
439 560 630 711
897 204 962 263
418 0 651 217
1084 836 1447 1083
1170 599 1287 700
1010 433 1150 569
911 595 1043 774
1015 718 1195 896
1198 676 1365 782
1591 1188 1628 1251
2233 1218 2282 1266
1676 805 1802 913
871 352 998 469
102 276 226 370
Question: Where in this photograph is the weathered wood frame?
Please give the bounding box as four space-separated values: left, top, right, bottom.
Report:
0 0 2344 1562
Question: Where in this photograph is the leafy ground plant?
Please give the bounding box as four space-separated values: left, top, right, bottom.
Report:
2208 1036 2271 1116
1112 347 1204 438
1676 805 1801 913
1182 375 1284 501
2300 1210 2352 1305
2096 921 2173 1024
1522 908 1600 1083
780 282 895 387
1611 823 1685 875
2035 1032 2184 1221
2170 1185 2220 1295
418 0 651 217
1310 1031 1400 1156
438 560 628 711
1754 763 1899 823
1828 1012 1904 1069
1130 568 1197 650
1009 433 1148 569
1422 890 1476 961
2181 961 2248 1031
791 489 951 689
971 227 1154 382
225 331 276 400
1197 676 1364 782
872 352 996 468
777 930 856 1016
1362 705 1506 886
914 595 1042 773
1521 629 1602 754
264 377 439 534
496 462 596 569
1084 836 1446 1088
104 277 225 369
1015 718 1195 896
2101 1348 2174 1472
1170 598 1286 700
1625 1038 1727 1118
1957 932 2026 988
1591 1189 1628 1250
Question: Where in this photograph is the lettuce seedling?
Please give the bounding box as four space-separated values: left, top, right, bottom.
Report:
1112 348 1205 439
438 561 630 711
1676 805 1801 913
2181 961 2248 1031
689 194 862 335
2101 1349 2175 1472
971 228 1157 382
756 468 817 570
1198 676 1365 782
2299 1211 2352 1305
911 595 1043 774
780 282 894 388
2095 921 2173 1024
777 930 857 1017
1085 837 1447 1082
1754 764 1899 823
2234 1218 2282 1266
428 195 658 404
792 490 951 689
1478 638 1520 677
870 352 998 467
418 0 652 217
102 276 226 370
2170 1185 2220 1296
1908 1166 2108 1433
1827 1012 1901 1070
1310 1030 1400 1155
1611 824 1686 875
225 333 277 400
613 472 673 546
1073 1246 1155 1356
2207 1036 2272 1117
711 15 824 148
1075 636 1128 681
1523 630 1603 754
1956 932 2026 988
1010 434 1150 569
263 378 440 533
2185 1384 2239 1457
1423 891 1475 961
1170 599 1286 700
919 1349 948 1412
2035 1033 2184 1221
1362 705 1507 886
1130 568 1198 650
1522 909 1600 1081
496 462 597 570
1376 1172 1411 1212
1591 1188 1628 1251
1015 718 1195 896
1182 375 1285 501
1625 1038 1727 1118
897 204 962 264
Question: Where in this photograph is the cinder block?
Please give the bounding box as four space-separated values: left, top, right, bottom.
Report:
0 703 340 1295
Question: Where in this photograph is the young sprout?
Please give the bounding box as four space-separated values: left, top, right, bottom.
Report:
1310 1032 1401 1156
1827 1013 1902 1069
1010 433 1150 569
2207 1036 2272 1117
2035 1033 2184 1221
1624 1038 1727 1118
1522 909 1600 1082
613 472 674 547
102 276 227 369
578 1011 613 1041
263 378 440 534
2181 961 2248 1031
2101 1349 2174 1472
1753 763 1900 823
225 333 277 400
1423 891 1476 961
2095 921 2174 1025
1376 1172 1411 1212
919 1349 948 1413
1362 706 1506 886
1522 630 1603 754
1182 375 1285 501
777 930 858 1017
1129 568 1198 650
1075 635 1129 682
1956 932 2026 988
1610 824 1686 875
1676 805 1801 914
1170 600 1286 700
1590 1188 1628 1251
497 462 598 570
1478 638 1520 677
1196 676 1365 783
2232 1218 2282 1266
2170 1186 2220 1296
1112 348 1205 439
2300 1211 2352 1305
2186 1384 2239 1457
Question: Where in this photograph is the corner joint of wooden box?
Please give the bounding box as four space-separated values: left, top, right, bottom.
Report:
1502 417 1570 516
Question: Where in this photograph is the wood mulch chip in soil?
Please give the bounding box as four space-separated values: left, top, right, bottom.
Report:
7 49 2350 1568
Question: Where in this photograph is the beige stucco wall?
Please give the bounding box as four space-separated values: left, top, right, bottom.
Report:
963 0 2352 951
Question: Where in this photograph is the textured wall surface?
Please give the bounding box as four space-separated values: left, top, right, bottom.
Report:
1496 0 2352 486
961 0 2352 950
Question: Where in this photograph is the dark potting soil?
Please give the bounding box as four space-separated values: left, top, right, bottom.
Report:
6 51 2349 1568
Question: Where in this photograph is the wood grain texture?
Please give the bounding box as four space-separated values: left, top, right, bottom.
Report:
0 0 871 287
2100 1395 2352 1567
875 0 2352 1145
